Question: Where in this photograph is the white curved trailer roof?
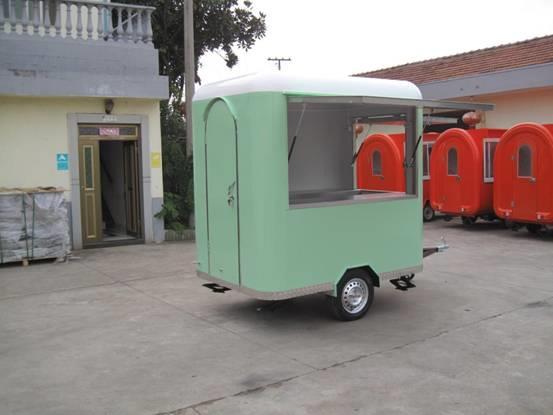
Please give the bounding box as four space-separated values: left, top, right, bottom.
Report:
194 72 494 113
193 72 422 101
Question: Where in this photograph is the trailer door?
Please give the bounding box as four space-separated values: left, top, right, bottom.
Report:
513 138 538 221
441 143 462 210
205 100 240 284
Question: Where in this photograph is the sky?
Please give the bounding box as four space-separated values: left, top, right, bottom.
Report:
197 0 553 85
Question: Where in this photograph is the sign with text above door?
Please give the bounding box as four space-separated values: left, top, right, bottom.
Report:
99 127 120 137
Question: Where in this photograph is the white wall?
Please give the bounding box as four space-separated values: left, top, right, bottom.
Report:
470 87 553 129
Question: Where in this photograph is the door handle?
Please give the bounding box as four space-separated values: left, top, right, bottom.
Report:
227 181 236 206
529 177 536 183
456 175 461 181
227 181 236 195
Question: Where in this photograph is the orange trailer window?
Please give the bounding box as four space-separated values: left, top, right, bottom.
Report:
517 145 533 177
447 148 458 176
423 142 433 179
483 140 499 183
372 150 382 176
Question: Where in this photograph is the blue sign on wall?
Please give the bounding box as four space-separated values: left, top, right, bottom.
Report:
56 153 69 171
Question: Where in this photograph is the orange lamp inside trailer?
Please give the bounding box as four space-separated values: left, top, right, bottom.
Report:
356 132 438 220
494 123 553 226
429 128 505 222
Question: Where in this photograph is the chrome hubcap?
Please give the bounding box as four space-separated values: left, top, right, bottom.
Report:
341 278 369 314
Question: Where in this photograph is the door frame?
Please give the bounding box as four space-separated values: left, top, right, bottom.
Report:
68 113 154 250
203 98 242 285
78 131 144 247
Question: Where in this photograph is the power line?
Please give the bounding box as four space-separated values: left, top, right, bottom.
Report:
267 57 292 71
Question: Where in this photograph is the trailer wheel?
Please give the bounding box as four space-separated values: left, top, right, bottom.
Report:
330 269 374 321
527 224 542 234
423 203 435 222
462 216 477 226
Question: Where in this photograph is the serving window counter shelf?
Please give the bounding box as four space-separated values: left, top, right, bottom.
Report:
192 73 490 320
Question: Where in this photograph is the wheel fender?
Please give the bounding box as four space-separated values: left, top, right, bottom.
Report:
331 265 380 297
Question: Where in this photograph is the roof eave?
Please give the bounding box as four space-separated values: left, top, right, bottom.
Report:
417 62 553 100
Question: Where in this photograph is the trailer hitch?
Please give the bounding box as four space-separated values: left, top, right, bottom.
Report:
423 237 449 258
203 283 231 293
390 274 416 291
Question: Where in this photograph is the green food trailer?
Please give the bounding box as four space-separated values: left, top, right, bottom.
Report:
192 73 488 320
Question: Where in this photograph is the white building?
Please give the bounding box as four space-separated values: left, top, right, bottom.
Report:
0 0 168 250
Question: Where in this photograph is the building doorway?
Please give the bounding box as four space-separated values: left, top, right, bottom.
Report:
78 124 143 247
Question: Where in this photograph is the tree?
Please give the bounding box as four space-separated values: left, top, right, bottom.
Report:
127 0 266 228
128 0 266 105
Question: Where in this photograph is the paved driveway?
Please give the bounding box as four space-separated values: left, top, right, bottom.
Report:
1 220 552 415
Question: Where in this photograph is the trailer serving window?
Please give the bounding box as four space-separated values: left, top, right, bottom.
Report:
287 96 419 207
483 139 499 183
422 142 433 180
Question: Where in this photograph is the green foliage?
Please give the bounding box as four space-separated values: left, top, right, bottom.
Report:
154 192 187 231
155 102 194 229
125 0 267 104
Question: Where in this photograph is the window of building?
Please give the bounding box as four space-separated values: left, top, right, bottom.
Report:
447 148 458 176
422 142 433 180
372 150 382 176
518 145 532 177
483 139 498 183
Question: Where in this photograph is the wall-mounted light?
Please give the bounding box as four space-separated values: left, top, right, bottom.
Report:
104 99 114 115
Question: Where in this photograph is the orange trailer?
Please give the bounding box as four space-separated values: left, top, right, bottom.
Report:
430 128 506 225
356 132 439 221
494 123 553 233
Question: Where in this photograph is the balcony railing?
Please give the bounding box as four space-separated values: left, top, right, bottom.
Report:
0 0 154 45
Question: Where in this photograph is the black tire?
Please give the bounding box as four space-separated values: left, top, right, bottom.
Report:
527 224 542 234
503 220 515 229
423 203 435 222
462 216 477 226
329 269 374 321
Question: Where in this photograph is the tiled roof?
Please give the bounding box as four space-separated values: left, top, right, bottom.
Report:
354 35 553 84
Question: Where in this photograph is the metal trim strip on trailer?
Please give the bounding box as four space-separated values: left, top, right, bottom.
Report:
290 193 418 210
198 271 334 300
287 96 495 112
197 264 423 301
377 265 423 280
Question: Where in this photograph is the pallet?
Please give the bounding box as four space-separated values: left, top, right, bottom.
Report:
1 255 68 267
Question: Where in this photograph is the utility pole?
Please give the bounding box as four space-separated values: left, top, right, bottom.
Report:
267 57 291 71
184 0 195 157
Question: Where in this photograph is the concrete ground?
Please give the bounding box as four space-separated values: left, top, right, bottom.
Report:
1 220 552 415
